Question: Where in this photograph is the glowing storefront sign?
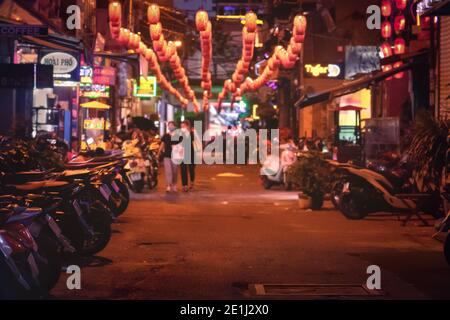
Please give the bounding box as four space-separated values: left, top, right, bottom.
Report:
133 76 157 98
304 63 344 79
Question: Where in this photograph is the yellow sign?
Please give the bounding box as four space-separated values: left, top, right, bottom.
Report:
304 64 342 78
134 76 157 97
83 118 111 130
305 64 329 77
252 104 260 120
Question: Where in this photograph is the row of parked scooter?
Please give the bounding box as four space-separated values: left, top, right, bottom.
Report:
0 137 135 299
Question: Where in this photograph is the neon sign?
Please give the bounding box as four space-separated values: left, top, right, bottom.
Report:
304 63 344 79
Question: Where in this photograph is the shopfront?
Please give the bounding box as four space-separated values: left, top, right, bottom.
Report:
14 43 81 144
79 65 116 151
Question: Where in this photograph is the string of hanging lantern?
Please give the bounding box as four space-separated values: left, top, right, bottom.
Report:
217 12 258 110
195 10 213 111
392 0 407 79
238 15 307 97
148 3 200 112
380 0 394 80
108 1 188 106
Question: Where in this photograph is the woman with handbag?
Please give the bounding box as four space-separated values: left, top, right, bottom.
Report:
158 121 181 192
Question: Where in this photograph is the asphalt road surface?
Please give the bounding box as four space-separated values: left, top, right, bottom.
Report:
51 165 450 299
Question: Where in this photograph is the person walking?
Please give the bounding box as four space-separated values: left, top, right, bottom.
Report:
180 120 196 192
158 121 180 192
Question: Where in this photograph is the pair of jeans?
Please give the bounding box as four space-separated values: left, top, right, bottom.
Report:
180 163 195 187
164 157 178 186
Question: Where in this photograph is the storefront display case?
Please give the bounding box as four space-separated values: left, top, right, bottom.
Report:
80 101 111 151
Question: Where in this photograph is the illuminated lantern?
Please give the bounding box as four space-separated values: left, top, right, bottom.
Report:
153 35 165 52
287 47 298 63
195 10 209 32
395 0 407 10
383 64 393 80
110 23 120 38
200 22 212 41
201 81 211 91
394 15 406 33
289 40 302 55
394 37 406 54
109 2 121 23
166 41 176 58
117 28 129 45
380 42 393 58
294 15 307 35
393 61 404 79
245 12 257 32
243 27 256 45
381 0 392 17
147 4 160 24
136 42 147 54
293 33 305 43
381 21 392 38
128 33 139 49
150 23 162 41
144 48 155 62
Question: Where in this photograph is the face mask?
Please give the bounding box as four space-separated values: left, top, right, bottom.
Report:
168 127 176 132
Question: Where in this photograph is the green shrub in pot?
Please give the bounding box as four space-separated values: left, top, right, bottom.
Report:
287 153 332 210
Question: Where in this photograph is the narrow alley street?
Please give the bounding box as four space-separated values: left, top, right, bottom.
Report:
52 165 450 299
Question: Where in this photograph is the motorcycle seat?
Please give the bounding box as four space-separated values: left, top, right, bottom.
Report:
7 180 70 193
62 169 92 180
5 207 42 224
64 161 110 169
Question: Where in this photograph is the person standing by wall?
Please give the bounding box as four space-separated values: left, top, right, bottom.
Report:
180 120 196 192
158 121 180 192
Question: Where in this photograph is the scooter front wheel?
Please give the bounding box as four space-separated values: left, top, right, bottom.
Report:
339 194 369 220
261 176 273 190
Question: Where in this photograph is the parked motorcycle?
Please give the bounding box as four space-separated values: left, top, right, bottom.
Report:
122 140 150 193
260 144 297 190
0 207 50 298
329 160 441 220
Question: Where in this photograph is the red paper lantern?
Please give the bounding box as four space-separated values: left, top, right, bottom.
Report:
147 4 160 25
394 15 406 33
381 21 392 39
293 15 307 35
150 23 162 41
243 27 256 45
293 33 305 43
108 2 121 23
109 23 120 38
383 64 393 80
380 42 393 57
395 0 407 10
153 35 165 52
381 0 392 17
393 61 404 79
166 41 176 58
394 37 406 54
136 42 147 54
289 40 302 55
195 10 209 32
245 12 257 32
200 22 211 41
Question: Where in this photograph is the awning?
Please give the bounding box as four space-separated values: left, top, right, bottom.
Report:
295 50 429 109
337 105 365 111
422 0 450 16
80 101 111 110
20 35 79 53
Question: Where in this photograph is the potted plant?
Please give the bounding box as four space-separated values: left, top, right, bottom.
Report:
287 153 332 210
